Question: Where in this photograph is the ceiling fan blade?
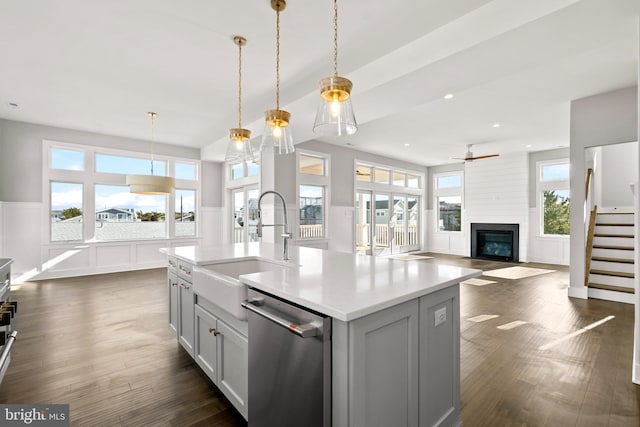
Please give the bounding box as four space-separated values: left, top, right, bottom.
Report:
467 154 499 160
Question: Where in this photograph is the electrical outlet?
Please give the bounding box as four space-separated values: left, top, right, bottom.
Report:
434 307 447 327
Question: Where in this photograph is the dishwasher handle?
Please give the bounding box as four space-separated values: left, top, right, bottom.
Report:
242 299 318 338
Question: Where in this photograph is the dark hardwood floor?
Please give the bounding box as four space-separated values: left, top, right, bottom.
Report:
1 256 638 426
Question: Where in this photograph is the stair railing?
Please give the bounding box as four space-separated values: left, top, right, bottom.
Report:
584 168 596 286
584 205 598 286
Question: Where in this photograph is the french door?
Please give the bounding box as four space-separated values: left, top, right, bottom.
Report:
232 187 259 243
356 191 420 255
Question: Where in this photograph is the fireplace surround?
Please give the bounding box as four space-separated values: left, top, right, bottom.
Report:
471 223 519 262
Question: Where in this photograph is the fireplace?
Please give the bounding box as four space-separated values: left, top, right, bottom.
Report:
471 223 519 262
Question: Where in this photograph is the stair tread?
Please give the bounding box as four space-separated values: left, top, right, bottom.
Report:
593 245 634 250
595 223 634 226
594 234 634 238
591 256 635 264
597 212 634 215
590 269 634 278
588 283 635 294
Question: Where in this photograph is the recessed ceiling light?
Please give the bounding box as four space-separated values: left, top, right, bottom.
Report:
404 143 410 147
8 102 18 109
525 144 532 148
444 93 454 100
492 123 501 128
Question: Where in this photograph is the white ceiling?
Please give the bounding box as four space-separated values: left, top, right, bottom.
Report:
0 0 637 166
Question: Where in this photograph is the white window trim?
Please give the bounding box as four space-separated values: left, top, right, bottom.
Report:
354 160 424 196
434 171 464 234
43 139 200 244
297 149 330 241
537 159 570 238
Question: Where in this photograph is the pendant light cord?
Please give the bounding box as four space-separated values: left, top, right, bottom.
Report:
238 40 243 128
275 7 280 110
149 112 156 176
333 0 338 77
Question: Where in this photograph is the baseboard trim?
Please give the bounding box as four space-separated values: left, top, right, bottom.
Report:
568 286 588 299
588 287 635 304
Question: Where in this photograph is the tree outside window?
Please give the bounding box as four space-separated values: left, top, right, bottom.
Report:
543 190 570 235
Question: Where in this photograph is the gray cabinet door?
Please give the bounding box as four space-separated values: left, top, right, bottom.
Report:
419 285 461 427
217 320 248 420
168 272 178 337
194 304 218 382
178 278 195 356
349 299 419 427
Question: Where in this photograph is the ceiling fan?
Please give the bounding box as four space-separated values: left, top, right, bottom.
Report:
452 144 499 162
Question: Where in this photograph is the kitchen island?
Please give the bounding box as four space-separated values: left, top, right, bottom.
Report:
161 243 481 427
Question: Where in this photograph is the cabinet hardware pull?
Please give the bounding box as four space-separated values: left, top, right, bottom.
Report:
209 328 220 336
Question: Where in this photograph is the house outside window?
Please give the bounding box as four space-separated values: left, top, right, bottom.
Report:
434 172 463 232
538 160 570 236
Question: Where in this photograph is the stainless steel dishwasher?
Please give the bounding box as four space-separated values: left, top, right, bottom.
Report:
242 288 331 427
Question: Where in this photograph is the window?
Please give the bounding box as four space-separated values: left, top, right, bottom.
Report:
175 162 197 180
230 160 260 180
50 182 83 241
434 172 463 232
392 172 406 186
297 151 329 239
299 155 325 175
232 188 259 243
356 165 372 182
95 185 166 240
299 185 324 238
407 174 420 188
96 153 167 176
45 142 199 243
538 161 570 236
374 168 390 184
51 148 84 171
438 196 461 231
175 189 196 237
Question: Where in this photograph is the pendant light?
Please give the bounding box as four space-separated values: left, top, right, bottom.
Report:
225 36 255 164
126 112 175 194
260 0 295 155
313 0 357 136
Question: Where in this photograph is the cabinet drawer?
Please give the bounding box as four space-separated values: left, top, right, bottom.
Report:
178 261 193 282
168 257 178 274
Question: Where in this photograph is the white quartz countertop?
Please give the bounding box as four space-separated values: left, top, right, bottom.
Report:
161 244 481 321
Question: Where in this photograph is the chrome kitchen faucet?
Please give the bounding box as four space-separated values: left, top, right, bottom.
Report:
257 190 291 261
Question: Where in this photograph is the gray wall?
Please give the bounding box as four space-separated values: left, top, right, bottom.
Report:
569 86 638 295
201 161 223 207
0 119 200 202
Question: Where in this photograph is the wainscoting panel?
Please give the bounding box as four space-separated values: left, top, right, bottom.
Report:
96 244 132 267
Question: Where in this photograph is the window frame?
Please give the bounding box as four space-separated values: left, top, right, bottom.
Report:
434 171 464 233
537 159 570 238
296 150 330 241
44 140 200 243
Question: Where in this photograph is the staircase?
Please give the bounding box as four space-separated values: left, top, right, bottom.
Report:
587 211 635 303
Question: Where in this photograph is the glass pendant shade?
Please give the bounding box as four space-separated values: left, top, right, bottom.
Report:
313 75 357 136
225 128 254 163
261 109 294 154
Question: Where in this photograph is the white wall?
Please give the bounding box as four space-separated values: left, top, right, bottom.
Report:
600 141 637 209
464 152 530 261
